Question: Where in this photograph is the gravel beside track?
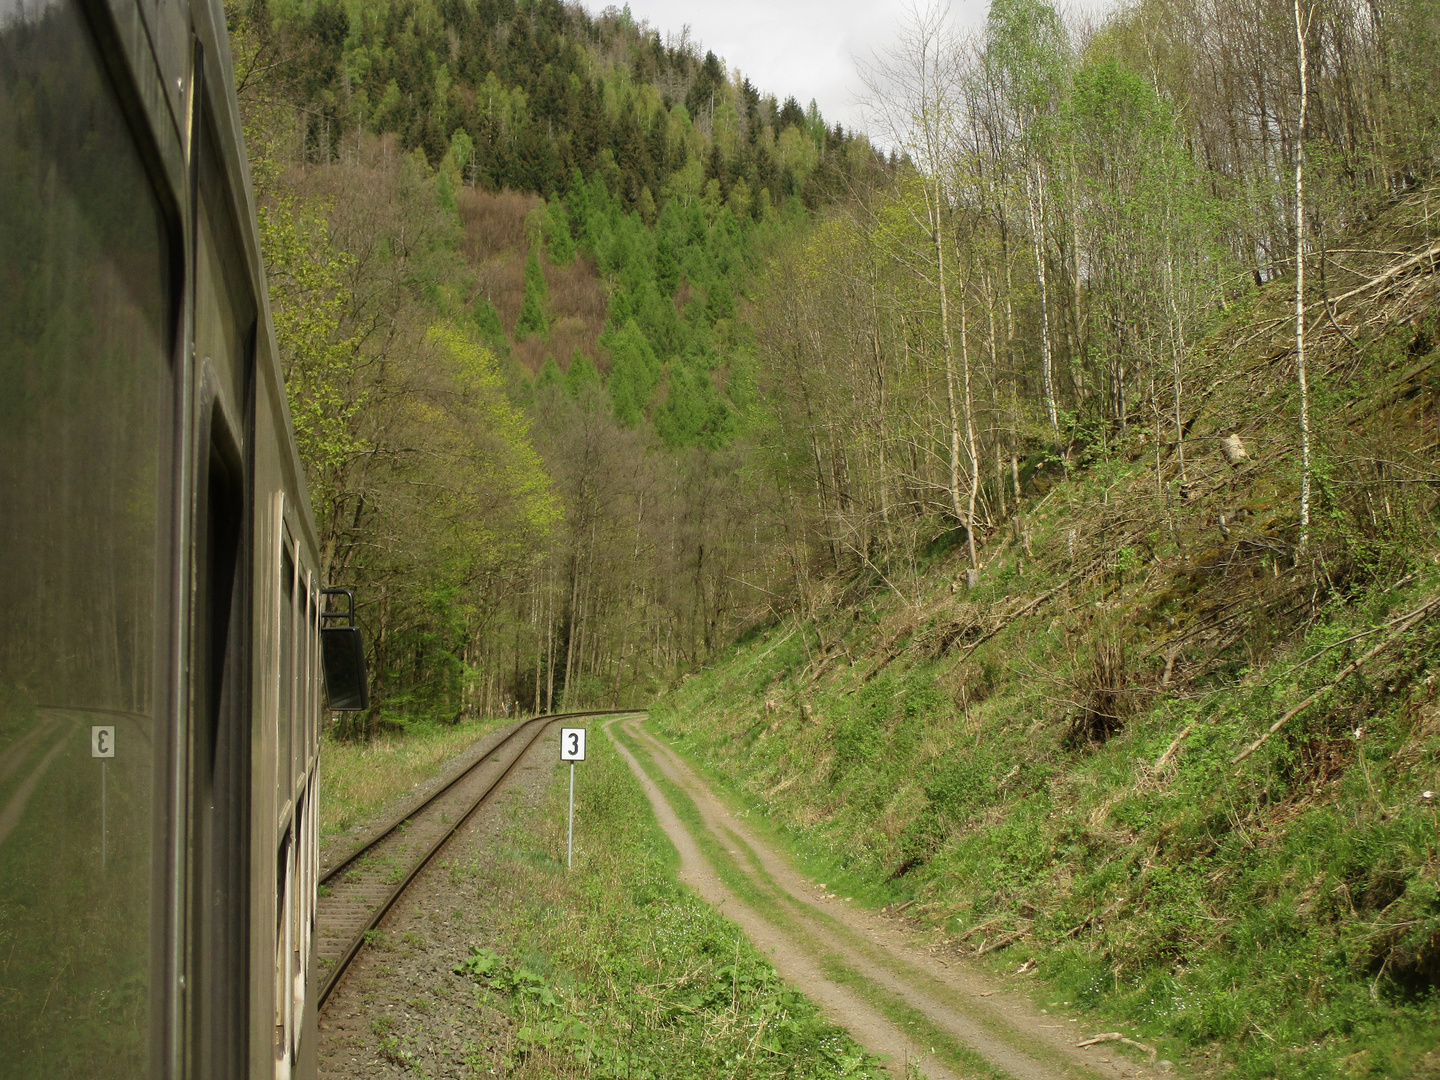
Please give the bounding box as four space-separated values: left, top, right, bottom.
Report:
316 720 561 1078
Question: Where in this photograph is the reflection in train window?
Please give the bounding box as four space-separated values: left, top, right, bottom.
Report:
0 0 174 1073
280 543 296 812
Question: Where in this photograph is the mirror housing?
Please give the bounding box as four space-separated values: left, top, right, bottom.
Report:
320 588 369 711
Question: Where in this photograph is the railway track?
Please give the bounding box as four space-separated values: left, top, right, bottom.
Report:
315 709 635 1008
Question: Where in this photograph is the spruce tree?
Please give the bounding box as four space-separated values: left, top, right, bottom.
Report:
602 318 661 426
471 298 511 357
515 249 549 339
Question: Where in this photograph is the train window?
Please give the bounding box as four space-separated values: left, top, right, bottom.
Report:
279 544 296 813
295 570 311 784
0 0 174 1073
308 584 319 765
273 828 293 1077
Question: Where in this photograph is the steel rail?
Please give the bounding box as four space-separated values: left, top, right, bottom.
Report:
315 708 638 1009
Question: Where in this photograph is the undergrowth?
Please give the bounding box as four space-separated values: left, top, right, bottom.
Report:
649 407 1440 1078
653 573 1440 1077
646 205 1440 1078
318 717 508 840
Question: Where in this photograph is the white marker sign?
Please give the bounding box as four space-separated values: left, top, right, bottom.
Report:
560 727 586 761
560 726 587 870
91 726 115 758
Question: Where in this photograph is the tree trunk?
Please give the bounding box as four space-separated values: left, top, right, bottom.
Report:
935 177 966 528
1295 0 1313 549
960 289 981 579
1027 167 1061 441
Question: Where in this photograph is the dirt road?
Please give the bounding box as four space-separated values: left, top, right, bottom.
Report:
606 715 1173 1080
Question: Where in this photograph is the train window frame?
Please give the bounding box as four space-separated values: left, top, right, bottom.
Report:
278 527 297 833
185 59 261 1080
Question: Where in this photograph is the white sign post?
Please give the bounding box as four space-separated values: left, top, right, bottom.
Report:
559 728 586 869
91 726 114 869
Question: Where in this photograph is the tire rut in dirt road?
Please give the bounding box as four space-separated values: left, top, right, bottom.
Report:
607 716 1172 1080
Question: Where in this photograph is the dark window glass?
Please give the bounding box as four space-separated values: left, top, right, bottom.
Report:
280 544 295 808
0 0 173 1074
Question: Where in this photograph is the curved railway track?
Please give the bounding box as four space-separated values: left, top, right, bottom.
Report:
315 709 636 1008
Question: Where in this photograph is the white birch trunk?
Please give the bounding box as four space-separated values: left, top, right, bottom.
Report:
1027 167 1060 440
1295 0 1313 548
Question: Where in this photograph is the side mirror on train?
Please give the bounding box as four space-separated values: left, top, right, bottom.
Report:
320 588 370 711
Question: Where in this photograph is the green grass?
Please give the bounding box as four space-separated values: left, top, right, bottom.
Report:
319 717 510 840
447 718 889 1079
648 568 1440 1079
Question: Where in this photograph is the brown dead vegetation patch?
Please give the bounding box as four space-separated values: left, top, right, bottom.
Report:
457 186 537 260
456 187 611 375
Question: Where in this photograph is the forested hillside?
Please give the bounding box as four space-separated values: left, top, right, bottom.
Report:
228 0 880 732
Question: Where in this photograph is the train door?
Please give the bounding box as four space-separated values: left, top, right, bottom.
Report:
0 0 182 1075
186 78 258 1080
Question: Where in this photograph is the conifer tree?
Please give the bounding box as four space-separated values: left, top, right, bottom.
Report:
516 249 550 339
472 298 509 355
602 318 662 425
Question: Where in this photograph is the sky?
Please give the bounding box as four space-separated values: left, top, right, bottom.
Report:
578 0 1117 139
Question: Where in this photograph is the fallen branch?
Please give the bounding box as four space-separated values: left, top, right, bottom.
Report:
1328 241 1440 307
1160 648 1179 687
956 919 1004 942
1265 572 1419 686
955 564 1093 663
976 930 1027 956
805 647 841 684
859 637 910 683
1153 722 1196 771
1076 1032 1158 1063
1231 592 1440 764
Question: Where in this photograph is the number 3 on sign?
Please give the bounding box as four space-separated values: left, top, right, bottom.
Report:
560 727 586 761
91 726 115 758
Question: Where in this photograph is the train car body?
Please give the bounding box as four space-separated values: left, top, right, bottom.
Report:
0 0 332 1074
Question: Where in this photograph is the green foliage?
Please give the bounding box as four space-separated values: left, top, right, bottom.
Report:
515 249 549 339
367 326 559 727
652 360 736 450
651 552 1440 1078
434 166 457 219
470 296 508 355
564 351 600 398
263 0 874 211
544 195 576 265
985 0 1071 123
534 355 563 394
250 148 366 507
602 317 661 426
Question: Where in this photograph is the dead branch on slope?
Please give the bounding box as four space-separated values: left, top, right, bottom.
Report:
1231 592 1440 764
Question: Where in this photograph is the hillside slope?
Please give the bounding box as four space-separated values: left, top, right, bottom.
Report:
229 0 876 727
652 188 1440 1079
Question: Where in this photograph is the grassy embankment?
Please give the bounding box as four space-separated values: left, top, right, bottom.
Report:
435 722 888 1078
319 718 511 841
650 196 1440 1079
